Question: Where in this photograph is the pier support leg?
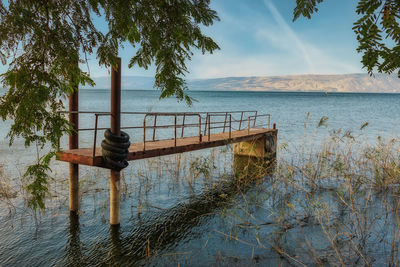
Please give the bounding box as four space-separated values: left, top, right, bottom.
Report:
233 130 277 159
67 211 82 261
69 86 79 213
233 130 278 179
110 170 120 225
69 164 79 212
110 57 122 226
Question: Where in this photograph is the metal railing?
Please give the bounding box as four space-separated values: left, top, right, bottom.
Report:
59 110 272 156
143 113 202 151
247 114 270 134
204 113 232 141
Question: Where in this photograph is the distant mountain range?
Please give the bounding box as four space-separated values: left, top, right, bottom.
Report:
83 73 400 93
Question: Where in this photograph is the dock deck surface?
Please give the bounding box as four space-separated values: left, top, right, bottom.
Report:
57 128 276 169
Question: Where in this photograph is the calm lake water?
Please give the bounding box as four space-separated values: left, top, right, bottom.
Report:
1 90 400 266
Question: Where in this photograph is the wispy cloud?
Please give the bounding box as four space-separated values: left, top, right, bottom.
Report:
187 0 361 79
263 0 315 73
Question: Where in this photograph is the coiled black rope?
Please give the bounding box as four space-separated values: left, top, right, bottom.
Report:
101 129 130 171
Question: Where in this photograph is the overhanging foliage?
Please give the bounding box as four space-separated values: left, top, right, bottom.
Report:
294 0 400 77
0 0 219 209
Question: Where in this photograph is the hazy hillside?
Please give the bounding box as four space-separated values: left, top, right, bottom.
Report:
83 74 400 93
84 76 155 90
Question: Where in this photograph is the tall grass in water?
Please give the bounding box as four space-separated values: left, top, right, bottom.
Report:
227 118 400 266
0 164 17 200
2 116 400 266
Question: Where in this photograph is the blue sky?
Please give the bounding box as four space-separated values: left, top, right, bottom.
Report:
103 0 363 79
3 0 364 79
188 0 362 78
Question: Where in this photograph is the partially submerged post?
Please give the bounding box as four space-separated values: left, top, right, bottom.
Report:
233 123 277 178
110 57 122 225
69 82 79 213
234 123 277 159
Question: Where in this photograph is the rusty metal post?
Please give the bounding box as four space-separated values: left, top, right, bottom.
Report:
174 114 177 147
110 57 121 226
223 112 227 133
92 114 99 160
229 115 231 139
253 111 258 127
198 115 202 143
181 113 186 138
143 118 146 151
204 113 208 135
208 114 211 141
69 85 79 213
238 111 244 130
152 115 157 141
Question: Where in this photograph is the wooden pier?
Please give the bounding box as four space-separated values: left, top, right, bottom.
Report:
58 57 278 225
57 128 277 168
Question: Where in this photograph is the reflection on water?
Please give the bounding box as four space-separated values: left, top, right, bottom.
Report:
233 154 276 180
63 174 256 265
67 213 82 264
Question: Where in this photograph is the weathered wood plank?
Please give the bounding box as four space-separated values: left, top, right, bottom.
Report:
56 128 277 169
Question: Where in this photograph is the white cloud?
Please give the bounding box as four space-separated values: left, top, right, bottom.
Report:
187 0 361 79
189 52 276 78
263 0 315 72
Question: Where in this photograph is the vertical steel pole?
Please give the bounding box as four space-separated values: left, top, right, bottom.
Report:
204 112 208 135
92 114 99 161
198 115 202 143
143 118 146 151
69 68 79 213
253 111 258 127
208 115 211 141
239 111 244 130
223 112 227 133
110 57 121 226
229 115 231 139
181 114 186 138
152 115 157 141
174 114 177 147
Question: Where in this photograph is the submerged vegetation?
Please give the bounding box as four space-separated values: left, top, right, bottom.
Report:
0 164 17 201
268 120 400 265
1 118 400 265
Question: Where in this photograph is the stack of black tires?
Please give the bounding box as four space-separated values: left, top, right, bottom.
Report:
101 129 130 171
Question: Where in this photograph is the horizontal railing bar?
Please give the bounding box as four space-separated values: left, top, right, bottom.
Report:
60 110 258 115
248 114 270 118
59 111 111 114
76 117 268 132
80 122 265 132
78 120 262 131
206 119 253 124
143 113 202 116
197 111 256 114
78 124 202 131
129 111 256 115
142 124 199 129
